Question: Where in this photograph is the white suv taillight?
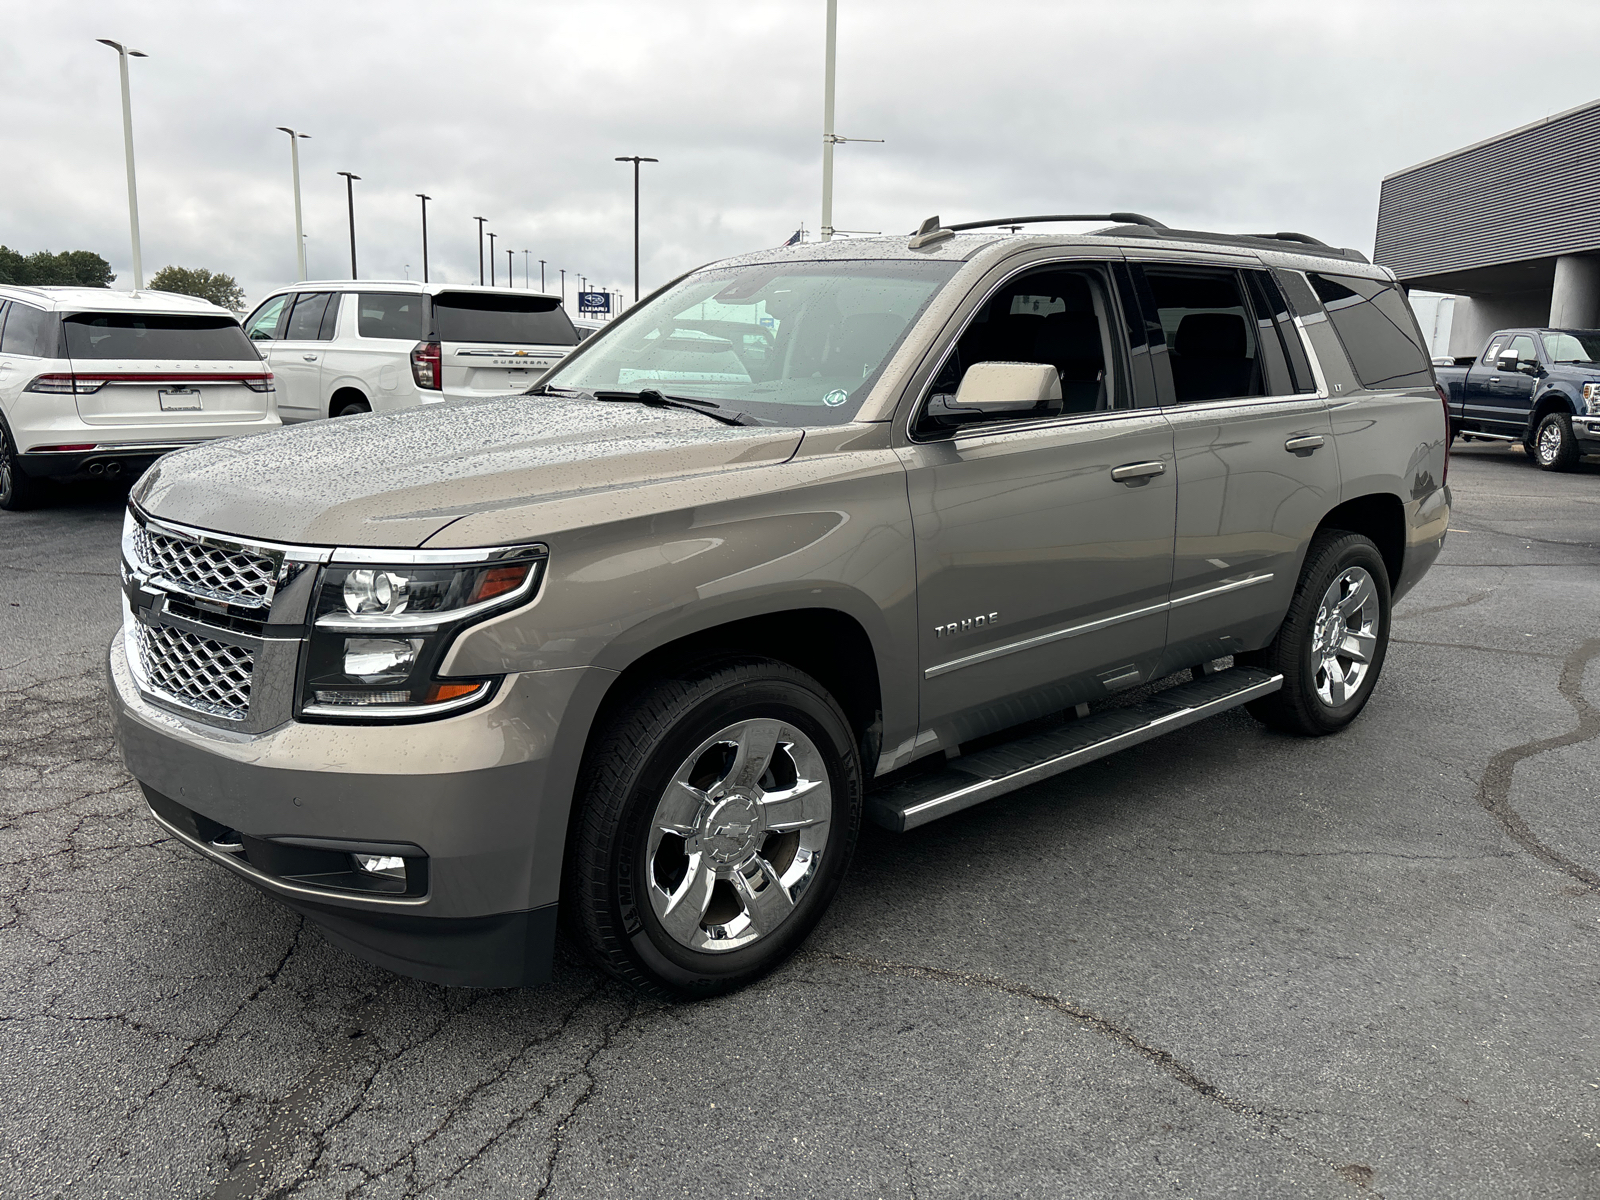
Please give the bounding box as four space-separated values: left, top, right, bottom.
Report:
24 374 104 395
411 341 442 391
241 373 275 393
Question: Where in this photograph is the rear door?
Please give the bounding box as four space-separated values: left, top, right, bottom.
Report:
1129 258 1340 672
269 292 337 421
322 291 428 413
431 291 578 396
63 312 270 429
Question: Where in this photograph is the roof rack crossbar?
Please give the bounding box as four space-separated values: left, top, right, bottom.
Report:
1249 231 1331 248
942 213 1169 233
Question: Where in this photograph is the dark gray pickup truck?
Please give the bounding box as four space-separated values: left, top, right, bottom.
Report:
1434 327 1600 469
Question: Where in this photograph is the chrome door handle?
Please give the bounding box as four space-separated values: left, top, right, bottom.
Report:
1110 460 1166 484
1285 435 1325 455
303 353 319 361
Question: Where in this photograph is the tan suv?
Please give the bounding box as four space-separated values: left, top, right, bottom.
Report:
109 214 1451 997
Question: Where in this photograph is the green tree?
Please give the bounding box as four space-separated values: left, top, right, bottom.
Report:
0 247 115 287
147 265 245 312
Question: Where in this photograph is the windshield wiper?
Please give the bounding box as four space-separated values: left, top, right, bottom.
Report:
589 388 761 427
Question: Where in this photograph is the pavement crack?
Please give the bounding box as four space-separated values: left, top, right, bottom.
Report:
1393 585 1496 622
813 950 1385 1197
1476 636 1600 892
1391 638 1564 661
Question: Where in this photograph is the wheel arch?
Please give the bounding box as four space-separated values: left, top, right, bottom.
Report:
1532 388 1578 427
1315 492 1405 589
328 385 370 418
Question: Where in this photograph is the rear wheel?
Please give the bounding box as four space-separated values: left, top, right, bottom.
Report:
565 659 862 999
1532 411 1580 471
332 396 371 418
1244 531 1391 736
0 423 43 511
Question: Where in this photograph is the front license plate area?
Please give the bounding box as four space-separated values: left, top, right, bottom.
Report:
158 388 202 412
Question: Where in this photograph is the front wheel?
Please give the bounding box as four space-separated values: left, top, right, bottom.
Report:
565 659 862 999
1532 411 1580 471
1243 532 1391 736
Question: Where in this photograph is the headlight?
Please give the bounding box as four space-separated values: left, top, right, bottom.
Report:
300 546 546 720
1583 382 1600 413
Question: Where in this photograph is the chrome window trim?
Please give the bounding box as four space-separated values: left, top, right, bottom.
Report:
903 255 1137 446
925 572 1274 679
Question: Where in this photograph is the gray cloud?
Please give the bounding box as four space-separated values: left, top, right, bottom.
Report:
4 0 1598 311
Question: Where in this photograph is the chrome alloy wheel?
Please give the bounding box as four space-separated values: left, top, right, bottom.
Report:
645 718 832 954
1310 565 1379 708
1537 420 1563 465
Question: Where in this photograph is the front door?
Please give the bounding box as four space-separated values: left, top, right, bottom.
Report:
1485 333 1539 434
898 261 1177 750
268 292 336 421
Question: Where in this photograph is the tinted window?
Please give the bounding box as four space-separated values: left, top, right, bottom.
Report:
433 293 578 346
920 264 1125 430
1142 267 1264 403
1244 270 1315 393
63 314 253 361
244 294 289 341
358 292 426 340
284 293 333 341
1 302 60 357
1306 273 1432 390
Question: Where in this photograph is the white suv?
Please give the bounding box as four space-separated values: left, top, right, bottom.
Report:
0 286 280 511
240 282 580 422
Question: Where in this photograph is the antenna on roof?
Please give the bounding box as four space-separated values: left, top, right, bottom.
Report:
908 216 954 249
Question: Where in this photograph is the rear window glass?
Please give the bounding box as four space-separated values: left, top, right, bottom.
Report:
0 302 60 357
1306 273 1432 390
358 293 426 340
63 314 254 361
433 293 577 346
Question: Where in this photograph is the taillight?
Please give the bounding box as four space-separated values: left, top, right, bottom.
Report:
411 341 442 391
1436 381 1451 485
24 374 103 395
241 374 275 393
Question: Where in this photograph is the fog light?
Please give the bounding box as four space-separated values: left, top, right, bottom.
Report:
352 853 406 880
343 637 419 681
343 569 410 615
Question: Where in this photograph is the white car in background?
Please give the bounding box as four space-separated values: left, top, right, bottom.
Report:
0 285 279 510
241 282 579 421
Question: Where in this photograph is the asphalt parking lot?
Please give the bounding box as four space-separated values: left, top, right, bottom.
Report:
2 442 1598 1199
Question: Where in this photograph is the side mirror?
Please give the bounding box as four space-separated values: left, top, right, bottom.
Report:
1495 352 1519 372
928 361 1062 425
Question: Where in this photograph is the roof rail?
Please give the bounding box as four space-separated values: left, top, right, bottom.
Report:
906 213 1368 263
908 212 1167 250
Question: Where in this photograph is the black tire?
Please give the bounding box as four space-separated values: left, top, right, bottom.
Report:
0 421 43 512
332 397 371 418
565 658 862 1000
1242 531 1392 737
1532 411 1580 472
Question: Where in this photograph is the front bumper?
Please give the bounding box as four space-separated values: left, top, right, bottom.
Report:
1571 415 1600 447
109 631 609 986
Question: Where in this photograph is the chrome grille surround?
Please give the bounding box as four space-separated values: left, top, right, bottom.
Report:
132 621 254 721
131 524 280 609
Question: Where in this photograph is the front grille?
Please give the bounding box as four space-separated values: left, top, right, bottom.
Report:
133 526 278 608
134 622 254 720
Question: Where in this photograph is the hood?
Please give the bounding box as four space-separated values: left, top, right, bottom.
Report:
133 395 804 547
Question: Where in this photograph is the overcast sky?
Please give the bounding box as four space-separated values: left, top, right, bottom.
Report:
4 0 1599 312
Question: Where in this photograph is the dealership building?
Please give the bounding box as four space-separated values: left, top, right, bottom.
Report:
1375 98 1600 357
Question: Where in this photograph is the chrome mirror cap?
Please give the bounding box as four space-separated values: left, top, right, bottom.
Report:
950 361 1062 413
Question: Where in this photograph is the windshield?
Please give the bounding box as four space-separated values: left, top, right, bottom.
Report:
433 293 578 346
544 258 959 424
1542 331 1600 363
64 313 255 361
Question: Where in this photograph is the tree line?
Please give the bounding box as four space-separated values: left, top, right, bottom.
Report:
0 247 245 311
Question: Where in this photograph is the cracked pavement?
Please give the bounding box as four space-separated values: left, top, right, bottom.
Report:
3 444 1600 1198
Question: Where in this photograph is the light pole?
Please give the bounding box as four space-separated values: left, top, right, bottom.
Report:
614 155 658 302
337 171 360 278
818 1 881 242
559 269 566 306
416 193 431 283
539 260 546 292
473 217 486 284
506 248 513 288
97 40 148 289
487 232 496 285
521 250 530 288
276 127 311 281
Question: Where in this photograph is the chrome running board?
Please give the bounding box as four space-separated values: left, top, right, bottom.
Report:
866 667 1283 832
